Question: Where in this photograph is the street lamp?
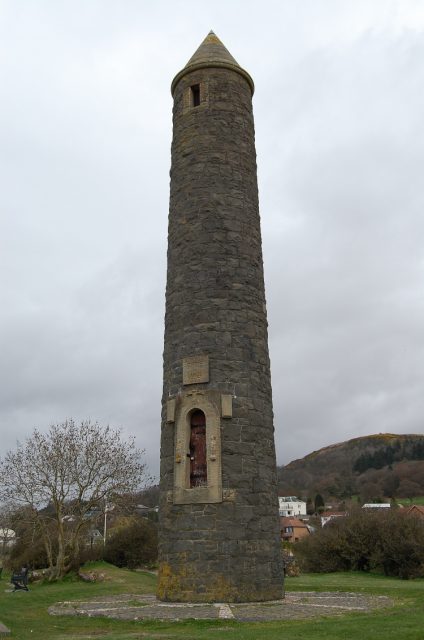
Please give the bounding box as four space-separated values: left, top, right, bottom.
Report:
103 502 114 545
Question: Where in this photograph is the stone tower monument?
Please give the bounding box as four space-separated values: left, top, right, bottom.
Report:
158 31 283 602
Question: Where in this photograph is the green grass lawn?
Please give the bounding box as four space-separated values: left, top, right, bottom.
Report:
0 562 423 639
396 496 424 506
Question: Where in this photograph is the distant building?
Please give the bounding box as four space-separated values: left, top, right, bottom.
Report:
407 505 424 519
135 504 151 516
62 515 76 523
320 511 347 527
278 496 307 518
280 517 310 543
88 529 103 545
135 504 159 516
362 503 391 510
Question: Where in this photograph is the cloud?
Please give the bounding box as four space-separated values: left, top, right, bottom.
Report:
260 27 424 462
1 1 423 475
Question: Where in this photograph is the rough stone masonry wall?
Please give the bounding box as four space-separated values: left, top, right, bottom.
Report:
158 65 283 602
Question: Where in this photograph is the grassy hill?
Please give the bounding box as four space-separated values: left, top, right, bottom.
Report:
277 433 424 502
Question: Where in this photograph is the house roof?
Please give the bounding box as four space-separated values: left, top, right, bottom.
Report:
280 517 308 528
407 505 424 516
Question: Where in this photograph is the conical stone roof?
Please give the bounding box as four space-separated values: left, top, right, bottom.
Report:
171 31 254 96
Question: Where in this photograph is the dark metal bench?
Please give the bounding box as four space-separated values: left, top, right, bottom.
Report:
11 567 29 592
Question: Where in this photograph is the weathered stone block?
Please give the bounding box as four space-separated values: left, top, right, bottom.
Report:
166 398 176 423
221 394 233 418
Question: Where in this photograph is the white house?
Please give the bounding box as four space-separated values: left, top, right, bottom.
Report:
362 503 391 510
278 496 307 518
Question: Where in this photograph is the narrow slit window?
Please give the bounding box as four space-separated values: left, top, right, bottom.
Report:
191 84 200 107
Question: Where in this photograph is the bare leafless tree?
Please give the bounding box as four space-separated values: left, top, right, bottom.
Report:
0 419 147 579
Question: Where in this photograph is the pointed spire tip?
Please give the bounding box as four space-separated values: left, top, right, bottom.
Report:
171 31 254 96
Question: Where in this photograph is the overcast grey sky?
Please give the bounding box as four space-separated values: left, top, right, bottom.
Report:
1 0 423 478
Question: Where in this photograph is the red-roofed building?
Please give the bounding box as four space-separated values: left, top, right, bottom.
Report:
280 517 310 543
320 511 347 527
407 505 424 519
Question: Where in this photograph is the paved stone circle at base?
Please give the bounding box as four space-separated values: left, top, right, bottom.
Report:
48 591 393 622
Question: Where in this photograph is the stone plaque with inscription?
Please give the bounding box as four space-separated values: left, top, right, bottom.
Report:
183 355 209 385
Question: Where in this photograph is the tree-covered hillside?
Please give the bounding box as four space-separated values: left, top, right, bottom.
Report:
278 433 424 502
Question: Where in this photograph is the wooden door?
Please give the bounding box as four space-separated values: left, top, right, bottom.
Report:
189 410 207 487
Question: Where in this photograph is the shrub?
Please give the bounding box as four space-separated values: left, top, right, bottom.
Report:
296 507 424 579
371 510 424 578
8 531 51 571
104 517 157 569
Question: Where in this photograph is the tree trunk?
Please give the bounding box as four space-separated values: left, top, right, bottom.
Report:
65 531 81 573
51 520 66 580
